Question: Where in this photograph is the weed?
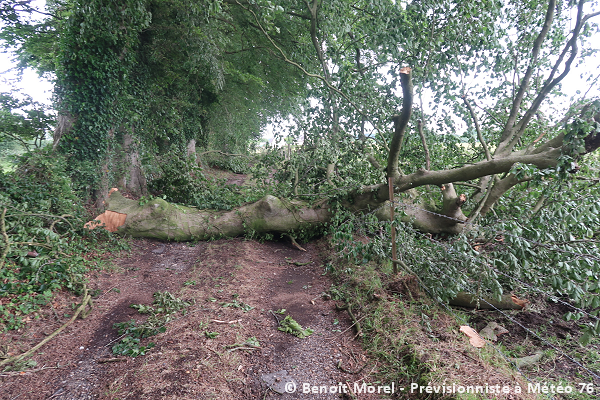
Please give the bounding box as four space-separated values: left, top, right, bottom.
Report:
112 336 155 357
2 358 37 372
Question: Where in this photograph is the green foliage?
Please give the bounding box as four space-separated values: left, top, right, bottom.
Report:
112 291 192 357
330 170 600 342
147 152 263 210
0 148 83 216
202 152 248 174
0 92 54 154
278 315 314 338
0 0 60 74
111 336 155 357
2 357 37 373
0 149 126 331
221 299 254 312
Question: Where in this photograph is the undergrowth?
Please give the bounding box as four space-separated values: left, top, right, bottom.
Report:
0 149 127 331
325 245 535 399
147 152 264 210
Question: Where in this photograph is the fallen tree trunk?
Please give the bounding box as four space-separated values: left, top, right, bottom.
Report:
96 190 331 241
448 292 526 310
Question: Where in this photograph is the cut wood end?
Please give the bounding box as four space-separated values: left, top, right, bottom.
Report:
459 325 486 348
84 210 127 232
510 294 529 309
400 67 412 74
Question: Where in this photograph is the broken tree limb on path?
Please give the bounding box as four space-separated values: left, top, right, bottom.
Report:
88 189 331 241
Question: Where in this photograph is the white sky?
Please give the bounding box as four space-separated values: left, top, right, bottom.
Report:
0 0 53 106
0 66 54 105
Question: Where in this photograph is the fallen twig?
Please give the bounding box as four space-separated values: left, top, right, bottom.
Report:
0 364 63 377
284 234 307 252
97 357 127 363
269 310 281 324
310 292 325 304
227 346 259 353
335 304 363 338
336 359 368 374
0 285 92 369
211 319 242 324
284 258 310 266
206 346 222 360
324 314 367 340
345 381 359 400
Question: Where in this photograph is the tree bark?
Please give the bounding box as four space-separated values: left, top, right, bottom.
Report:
100 190 331 241
120 133 148 196
387 68 413 179
52 112 75 151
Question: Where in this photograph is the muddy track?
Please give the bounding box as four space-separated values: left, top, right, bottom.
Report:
1 238 381 400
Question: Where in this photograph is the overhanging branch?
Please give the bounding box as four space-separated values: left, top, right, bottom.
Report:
394 145 561 192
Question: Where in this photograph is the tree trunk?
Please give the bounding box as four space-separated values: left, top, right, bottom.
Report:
98 190 331 241
52 112 75 151
119 133 148 196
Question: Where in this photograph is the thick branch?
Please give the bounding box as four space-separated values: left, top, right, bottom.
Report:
387 68 413 179
394 145 561 193
478 175 527 216
497 0 556 147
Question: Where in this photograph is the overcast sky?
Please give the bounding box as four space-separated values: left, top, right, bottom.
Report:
0 0 53 105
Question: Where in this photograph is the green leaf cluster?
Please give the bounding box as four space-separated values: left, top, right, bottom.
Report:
278 315 314 338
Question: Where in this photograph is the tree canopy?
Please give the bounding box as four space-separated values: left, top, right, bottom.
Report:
2 0 600 336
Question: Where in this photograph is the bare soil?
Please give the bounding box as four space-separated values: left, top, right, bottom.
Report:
0 237 381 400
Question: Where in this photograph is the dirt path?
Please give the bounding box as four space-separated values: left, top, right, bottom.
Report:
1 238 380 399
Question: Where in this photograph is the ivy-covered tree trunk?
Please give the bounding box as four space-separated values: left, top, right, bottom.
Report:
118 133 147 196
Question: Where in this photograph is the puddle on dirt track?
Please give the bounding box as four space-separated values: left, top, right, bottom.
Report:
1 238 382 400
